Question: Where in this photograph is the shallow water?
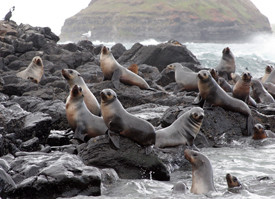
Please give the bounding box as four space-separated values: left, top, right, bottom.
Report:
96 141 275 199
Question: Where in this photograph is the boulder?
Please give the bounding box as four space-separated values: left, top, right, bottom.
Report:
78 135 170 181
111 43 126 59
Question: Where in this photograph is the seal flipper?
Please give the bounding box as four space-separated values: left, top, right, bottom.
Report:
192 94 205 107
74 125 86 142
244 114 254 136
107 130 120 149
111 68 122 89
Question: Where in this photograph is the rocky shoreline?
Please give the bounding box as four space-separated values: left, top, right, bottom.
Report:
1 20 275 198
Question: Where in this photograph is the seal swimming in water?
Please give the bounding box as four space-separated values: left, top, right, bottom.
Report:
65 85 107 142
197 70 253 136
155 107 204 148
16 56 44 83
253 123 275 140
100 88 155 148
216 47 236 80
184 149 216 194
62 69 101 116
226 173 243 193
100 46 150 90
251 79 275 104
167 63 198 94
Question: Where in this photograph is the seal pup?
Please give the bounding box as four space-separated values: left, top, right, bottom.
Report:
226 173 243 193
251 79 275 104
100 88 155 148
100 46 150 90
216 47 236 80
155 107 204 148
184 149 216 194
16 56 44 83
261 65 274 83
61 69 101 116
253 123 275 140
197 70 253 136
167 63 198 94
65 85 107 142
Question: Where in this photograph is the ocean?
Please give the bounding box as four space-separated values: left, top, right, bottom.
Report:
69 35 275 199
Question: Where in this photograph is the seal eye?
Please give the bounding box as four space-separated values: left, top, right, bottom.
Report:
233 177 237 182
107 92 111 96
69 70 73 74
79 87 82 92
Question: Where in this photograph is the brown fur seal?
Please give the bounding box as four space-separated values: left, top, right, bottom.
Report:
226 173 243 192
167 63 198 94
65 85 107 142
61 69 101 116
184 149 216 194
261 65 274 83
263 82 275 98
210 68 233 92
16 56 44 83
253 123 275 140
155 107 204 148
100 46 150 89
251 79 275 104
216 47 236 80
197 70 253 136
100 88 155 148
127 64 138 74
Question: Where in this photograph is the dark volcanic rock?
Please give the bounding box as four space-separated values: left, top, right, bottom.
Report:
78 135 170 181
118 42 200 71
111 43 126 59
5 152 101 198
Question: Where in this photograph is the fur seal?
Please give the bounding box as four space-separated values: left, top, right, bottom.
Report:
127 63 139 74
155 107 204 148
261 65 274 83
16 56 44 83
167 63 198 93
184 149 216 194
172 181 188 194
226 173 243 192
210 68 233 92
253 123 275 140
100 88 155 148
197 70 253 136
100 46 150 89
265 68 275 84
216 47 236 80
251 79 275 104
61 69 101 116
230 73 241 83
263 82 275 98
65 85 107 142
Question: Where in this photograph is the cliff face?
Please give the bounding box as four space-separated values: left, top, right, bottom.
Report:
60 0 272 43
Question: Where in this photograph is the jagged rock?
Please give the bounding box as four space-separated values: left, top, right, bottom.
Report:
111 43 126 59
77 40 95 53
155 68 175 87
46 130 72 146
20 137 40 152
118 42 200 72
13 39 33 53
78 135 170 181
5 152 101 198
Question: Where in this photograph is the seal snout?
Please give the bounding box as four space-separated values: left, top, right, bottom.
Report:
101 46 109 55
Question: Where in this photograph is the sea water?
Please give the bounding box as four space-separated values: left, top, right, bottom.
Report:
74 35 275 199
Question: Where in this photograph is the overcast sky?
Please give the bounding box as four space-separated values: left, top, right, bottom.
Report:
0 0 274 36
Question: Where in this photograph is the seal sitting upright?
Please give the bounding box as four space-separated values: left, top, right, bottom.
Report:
155 107 204 148
215 47 236 80
16 56 44 83
62 69 101 116
100 88 155 148
65 85 107 142
197 70 253 136
184 149 216 194
100 46 151 90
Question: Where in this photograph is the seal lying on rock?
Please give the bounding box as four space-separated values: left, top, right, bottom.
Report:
100 88 155 149
216 47 236 80
253 123 275 140
166 63 198 94
100 46 150 89
184 149 216 194
155 107 204 149
61 69 101 116
197 70 253 136
16 56 44 83
65 85 107 142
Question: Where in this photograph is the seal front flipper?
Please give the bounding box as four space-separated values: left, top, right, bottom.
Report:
107 130 120 149
111 68 122 89
244 114 254 136
74 125 86 142
192 94 205 107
